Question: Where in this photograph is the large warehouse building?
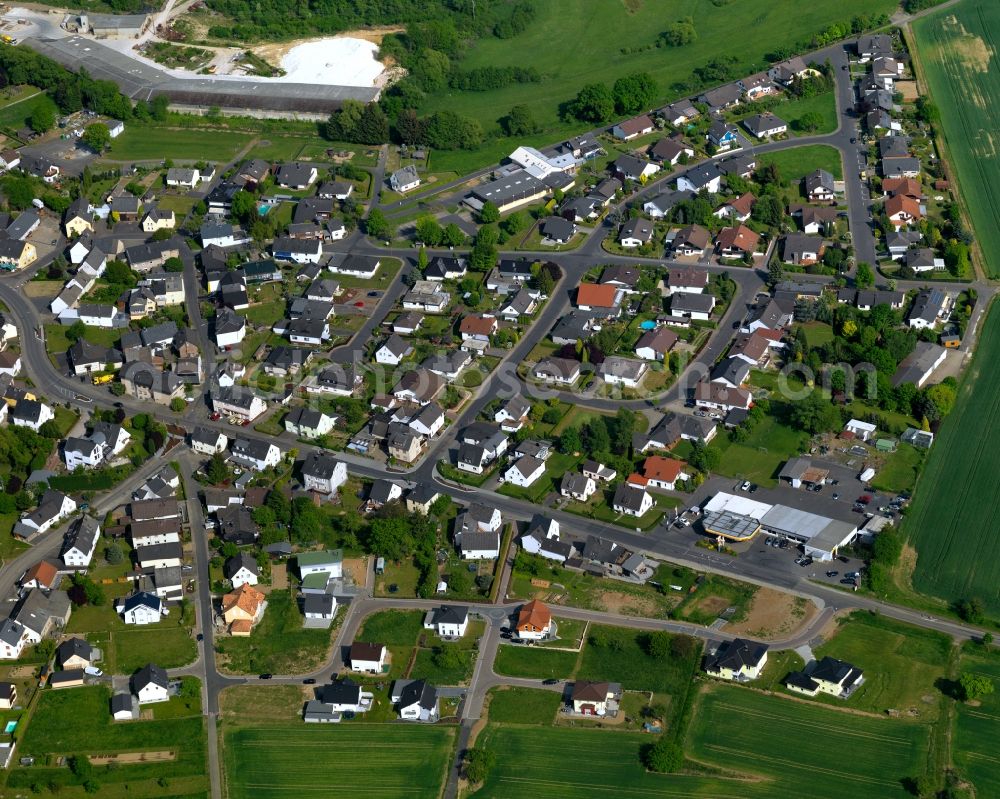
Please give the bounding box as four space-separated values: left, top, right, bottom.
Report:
702 492 858 561
25 36 379 119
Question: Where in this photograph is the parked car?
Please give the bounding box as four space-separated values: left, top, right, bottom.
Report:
825 570 839 578
739 481 751 491
303 678 316 685
259 673 273 680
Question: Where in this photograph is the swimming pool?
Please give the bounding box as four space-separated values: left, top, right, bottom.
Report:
4 721 17 734
257 204 271 216
639 320 657 330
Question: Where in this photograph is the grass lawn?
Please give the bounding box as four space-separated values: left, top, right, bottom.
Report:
242 299 285 327
486 686 561 725
780 90 839 136
412 646 477 686
708 411 809 486
0 512 26 560
223 724 455 799
374 558 422 598
576 625 701 697
901 307 1000 614
45 323 120 354
108 125 252 162
0 90 55 132
216 590 335 675
493 644 579 681
112 625 199 674
11 684 208 797
913 2 1000 277
870 442 925 494
757 143 844 181
155 194 197 217
687 684 931 799
415 0 895 155
811 611 952 720
952 646 1000 798
799 320 835 348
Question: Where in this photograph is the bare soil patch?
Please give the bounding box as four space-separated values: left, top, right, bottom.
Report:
688 594 731 618
724 588 817 640
342 557 368 588
89 751 175 765
597 590 662 617
270 562 287 590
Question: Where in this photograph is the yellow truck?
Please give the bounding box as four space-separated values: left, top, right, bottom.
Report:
92 374 114 386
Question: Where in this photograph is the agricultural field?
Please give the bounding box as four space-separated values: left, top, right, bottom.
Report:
912 1 1000 278
9 684 208 798
687 685 933 799
952 647 1000 797
223 724 455 799
418 0 896 148
901 307 1000 614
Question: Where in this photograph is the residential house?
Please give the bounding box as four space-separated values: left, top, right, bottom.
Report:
738 72 776 99
284 407 337 439
503 455 546 487
694 380 753 412
713 192 755 223
904 247 945 273
906 289 948 330
533 357 581 385
63 197 93 238
57 638 94 670
330 255 380 279
701 83 743 112
213 386 267 422
132 663 170 704
576 283 622 313
389 165 421 193
11 399 53 432
612 483 653 517
392 369 446 405
561 472 597 502
375 334 413 366
221 583 267 635
633 455 689 491
707 121 740 150
13 490 77 541
743 112 787 139
886 194 922 228
134 541 183 569
571 681 620 716
716 224 759 257
649 137 694 165
61 516 100 568
272 237 322 264
0 620 28 659
786 656 864 698
671 292 716 321
423 605 469 638
599 356 648 388
231 438 282 472
216 506 259 546
460 314 498 343
613 154 659 182
190 426 228 455
424 256 467 282
634 327 678 362
705 638 769 681
349 642 386 674
515 599 553 641
406 484 442 516
300 452 348 495
541 216 576 244
619 217 654 248
392 679 439 722
781 233 826 265
0 239 36 271
612 114 655 141
275 162 318 189
224 553 259 588
805 169 836 202
165 167 201 188
671 225 711 257
119 591 164 625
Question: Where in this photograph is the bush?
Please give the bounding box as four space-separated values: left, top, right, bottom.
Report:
463 747 496 784
642 736 683 772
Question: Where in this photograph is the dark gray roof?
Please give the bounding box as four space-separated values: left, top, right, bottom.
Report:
397 679 437 710
705 638 768 672
57 637 93 666
132 662 169 691
224 552 259 580
431 605 469 626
